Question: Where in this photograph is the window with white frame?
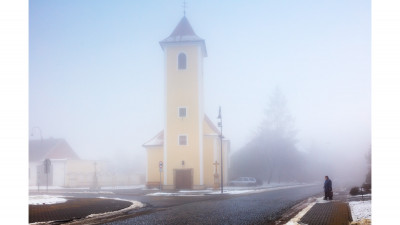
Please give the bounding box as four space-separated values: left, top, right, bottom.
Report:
178 135 187 146
178 107 187 118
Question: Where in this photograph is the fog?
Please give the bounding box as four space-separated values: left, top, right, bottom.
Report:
29 1 370 188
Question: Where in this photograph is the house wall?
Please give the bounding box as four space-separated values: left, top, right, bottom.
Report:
29 160 63 187
146 146 164 186
203 118 229 187
65 160 96 187
203 135 217 187
51 159 67 186
29 162 39 186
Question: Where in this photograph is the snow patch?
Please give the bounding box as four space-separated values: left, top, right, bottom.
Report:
315 197 331 204
179 190 210 193
99 185 146 190
349 200 371 221
29 195 67 205
85 197 144 218
146 184 316 197
147 192 203 197
29 186 66 190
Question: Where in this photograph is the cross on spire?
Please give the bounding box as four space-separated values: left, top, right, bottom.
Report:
183 0 187 16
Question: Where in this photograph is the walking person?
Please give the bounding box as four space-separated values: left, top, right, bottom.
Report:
324 176 333 200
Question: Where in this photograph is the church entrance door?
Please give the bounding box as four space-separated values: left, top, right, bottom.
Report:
174 169 193 190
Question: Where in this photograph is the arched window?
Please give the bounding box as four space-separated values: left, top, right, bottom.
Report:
178 53 187 70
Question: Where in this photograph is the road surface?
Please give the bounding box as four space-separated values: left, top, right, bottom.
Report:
80 185 323 224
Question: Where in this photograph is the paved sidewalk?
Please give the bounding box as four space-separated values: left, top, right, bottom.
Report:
286 190 353 225
300 201 352 225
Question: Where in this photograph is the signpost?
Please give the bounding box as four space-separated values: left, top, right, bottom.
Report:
43 158 51 192
159 161 163 190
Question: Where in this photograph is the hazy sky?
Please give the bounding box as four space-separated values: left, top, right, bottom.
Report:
29 0 370 164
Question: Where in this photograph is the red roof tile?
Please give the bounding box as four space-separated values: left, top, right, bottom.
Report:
29 138 80 162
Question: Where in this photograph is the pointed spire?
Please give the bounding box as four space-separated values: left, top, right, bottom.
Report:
159 16 207 57
169 16 197 38
160 16 205 43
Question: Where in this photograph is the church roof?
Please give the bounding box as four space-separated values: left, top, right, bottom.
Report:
143 130 164 147
204 114 220 134
29 138 80 162
160 16 207 56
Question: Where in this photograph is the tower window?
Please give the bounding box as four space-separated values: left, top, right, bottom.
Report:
178 53 187 69
179 135 188 146
178 107 187 118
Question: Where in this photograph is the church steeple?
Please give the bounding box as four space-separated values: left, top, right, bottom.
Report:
160 17 207 57
144 11 230 190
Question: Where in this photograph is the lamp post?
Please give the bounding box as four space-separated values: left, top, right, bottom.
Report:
217 106 223 194
43 158 51 192
30 127 43 192
30 126 43 145
92 161 99 191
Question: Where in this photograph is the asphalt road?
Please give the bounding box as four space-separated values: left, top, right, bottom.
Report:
101 185 323 225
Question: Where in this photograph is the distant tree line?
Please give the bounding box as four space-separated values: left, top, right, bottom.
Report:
229 88 311 184
229 88 371 186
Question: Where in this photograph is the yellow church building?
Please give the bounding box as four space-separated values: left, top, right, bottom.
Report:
143 16 230 190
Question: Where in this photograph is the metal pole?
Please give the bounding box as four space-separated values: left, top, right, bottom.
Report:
160 170 162 190
44 158 50 193
31 127 43 192
220 124 223 194
218 106 223 194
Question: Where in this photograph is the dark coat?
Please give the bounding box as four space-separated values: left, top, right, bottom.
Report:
324 179 332 192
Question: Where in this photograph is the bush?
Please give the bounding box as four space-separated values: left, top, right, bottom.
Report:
350 187 360 195
362 183 371 193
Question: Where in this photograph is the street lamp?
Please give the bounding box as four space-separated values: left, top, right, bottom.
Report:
91 161 99 191
217 106 223 194
30 127 43 192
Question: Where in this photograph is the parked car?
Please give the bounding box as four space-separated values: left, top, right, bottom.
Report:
228 177 257 186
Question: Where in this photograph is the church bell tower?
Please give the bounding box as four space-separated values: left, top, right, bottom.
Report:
159 16 208 188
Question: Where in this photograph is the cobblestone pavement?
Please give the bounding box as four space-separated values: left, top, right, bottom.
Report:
293 190 355 225
29 198 132 223
29 185 322 224
300 201 352 225
107 185 322 225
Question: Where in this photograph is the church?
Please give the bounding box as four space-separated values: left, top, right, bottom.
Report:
143 16 230 190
